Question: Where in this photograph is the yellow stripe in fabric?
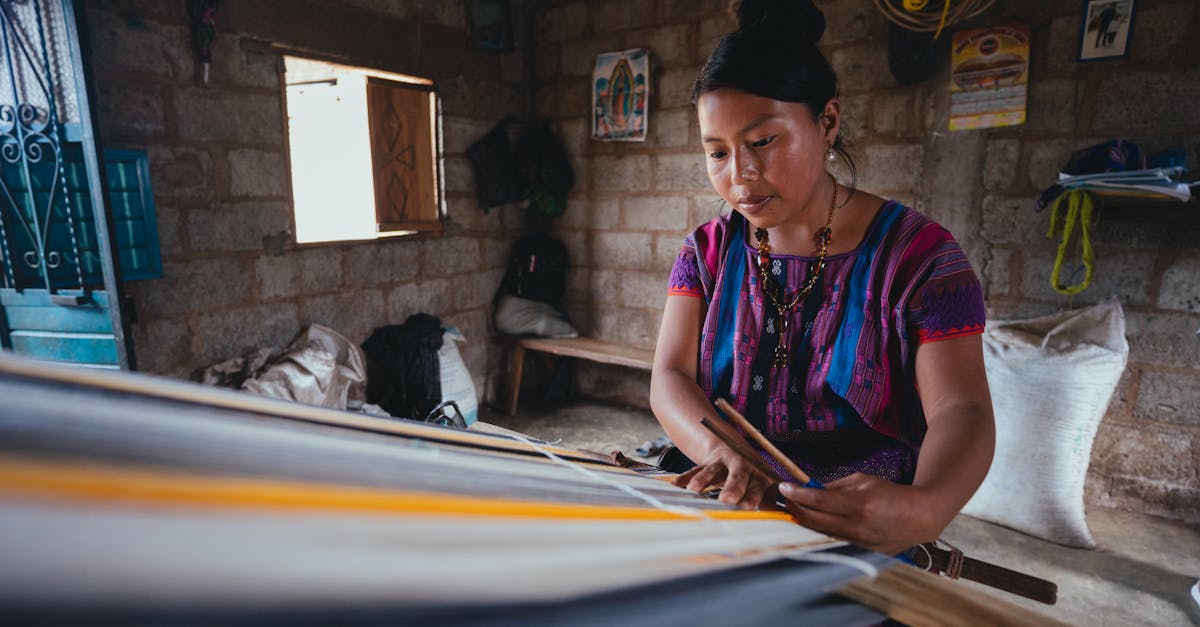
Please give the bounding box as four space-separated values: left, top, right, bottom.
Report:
0 456 795 523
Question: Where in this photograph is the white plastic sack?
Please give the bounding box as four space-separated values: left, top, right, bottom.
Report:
494 294 578 338
199 324 368 411
438 328 478 426
962 300 1128 548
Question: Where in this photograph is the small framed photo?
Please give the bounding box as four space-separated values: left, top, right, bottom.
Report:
467 0 513 53
1078 0 1136 61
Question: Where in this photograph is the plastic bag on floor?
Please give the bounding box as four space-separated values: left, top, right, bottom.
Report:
198 324 367 411
439 328 478 426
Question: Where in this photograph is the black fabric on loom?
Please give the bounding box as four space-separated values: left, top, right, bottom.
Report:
5 551 891 626
361 314 444 420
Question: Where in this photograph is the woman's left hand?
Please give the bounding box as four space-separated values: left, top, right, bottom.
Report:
778 473 951 555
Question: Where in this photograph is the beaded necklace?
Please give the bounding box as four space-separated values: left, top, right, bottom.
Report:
753 178 838 368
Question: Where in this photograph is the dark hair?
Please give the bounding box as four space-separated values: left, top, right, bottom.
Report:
692 0 856 181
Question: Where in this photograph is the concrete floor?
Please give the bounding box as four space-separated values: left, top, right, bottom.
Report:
482 399 1200 626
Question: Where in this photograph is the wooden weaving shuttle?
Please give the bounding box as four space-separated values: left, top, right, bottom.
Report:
714 398 823 488
698 417 780 480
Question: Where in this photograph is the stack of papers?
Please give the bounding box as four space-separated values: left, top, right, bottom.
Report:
1057 167 1194 202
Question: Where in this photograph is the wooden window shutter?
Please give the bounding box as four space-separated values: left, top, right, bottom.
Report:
365 78 440 232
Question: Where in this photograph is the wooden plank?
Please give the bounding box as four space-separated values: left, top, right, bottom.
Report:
10 330 119 365
366 78 438 227
516 337 655 370
839 565 1069 627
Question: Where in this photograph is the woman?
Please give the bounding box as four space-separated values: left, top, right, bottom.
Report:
649 0 995 556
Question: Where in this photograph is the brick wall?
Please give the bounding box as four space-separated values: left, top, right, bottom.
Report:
532 0 1199 523
87 0 531 400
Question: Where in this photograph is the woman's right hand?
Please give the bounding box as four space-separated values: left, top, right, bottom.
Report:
672 445 777 510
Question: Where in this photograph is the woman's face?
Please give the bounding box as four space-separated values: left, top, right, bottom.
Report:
697 89 838 230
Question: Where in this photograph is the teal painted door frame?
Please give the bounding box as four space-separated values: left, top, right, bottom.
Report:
0 0 134 369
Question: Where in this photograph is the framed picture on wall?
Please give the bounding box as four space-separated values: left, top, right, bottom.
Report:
592 49 650 142
467 0 513 52
1078 0 1136 61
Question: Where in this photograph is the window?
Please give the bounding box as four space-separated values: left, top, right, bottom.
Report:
282 56 443 244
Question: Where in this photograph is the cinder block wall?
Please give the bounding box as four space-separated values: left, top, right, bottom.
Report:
87 0 530 400
532 0 1199 523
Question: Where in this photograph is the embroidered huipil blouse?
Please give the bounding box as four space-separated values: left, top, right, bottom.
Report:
667 202 986 485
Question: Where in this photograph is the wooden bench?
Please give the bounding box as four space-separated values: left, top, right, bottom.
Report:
503 336 655 415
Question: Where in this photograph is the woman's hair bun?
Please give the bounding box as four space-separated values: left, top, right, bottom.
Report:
734 0 826 44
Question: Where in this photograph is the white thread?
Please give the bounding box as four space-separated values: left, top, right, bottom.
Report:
508 432 710 520
784 549 880 578
916 543 934 572
509 434 885 582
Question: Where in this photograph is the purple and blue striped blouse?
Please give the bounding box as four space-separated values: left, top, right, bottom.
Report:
667 202 986 484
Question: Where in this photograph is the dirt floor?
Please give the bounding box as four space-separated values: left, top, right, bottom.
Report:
480 399 1200 627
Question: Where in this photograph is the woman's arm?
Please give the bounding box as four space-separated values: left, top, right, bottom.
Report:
779 334 995 554
650 294 775 509
910 332 996 529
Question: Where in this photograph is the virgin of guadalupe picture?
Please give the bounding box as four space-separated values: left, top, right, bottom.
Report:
592 48 649 142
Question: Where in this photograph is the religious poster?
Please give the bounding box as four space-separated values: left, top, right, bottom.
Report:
592 48 649 142
949 24 1030 131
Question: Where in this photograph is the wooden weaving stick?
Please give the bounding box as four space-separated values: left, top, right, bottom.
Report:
698 417 780 480
714 398 817 486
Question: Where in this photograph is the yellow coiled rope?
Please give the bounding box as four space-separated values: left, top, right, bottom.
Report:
902 0 950 39
876 0 992 40
1047 190 1095 296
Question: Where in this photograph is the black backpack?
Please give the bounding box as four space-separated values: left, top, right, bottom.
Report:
361 314 444 420
515 119 575 218
466 117 521 212
498 233 569 307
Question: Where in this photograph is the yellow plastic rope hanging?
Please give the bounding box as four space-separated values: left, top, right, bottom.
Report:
1046 190 1095 296
902 0 952 39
